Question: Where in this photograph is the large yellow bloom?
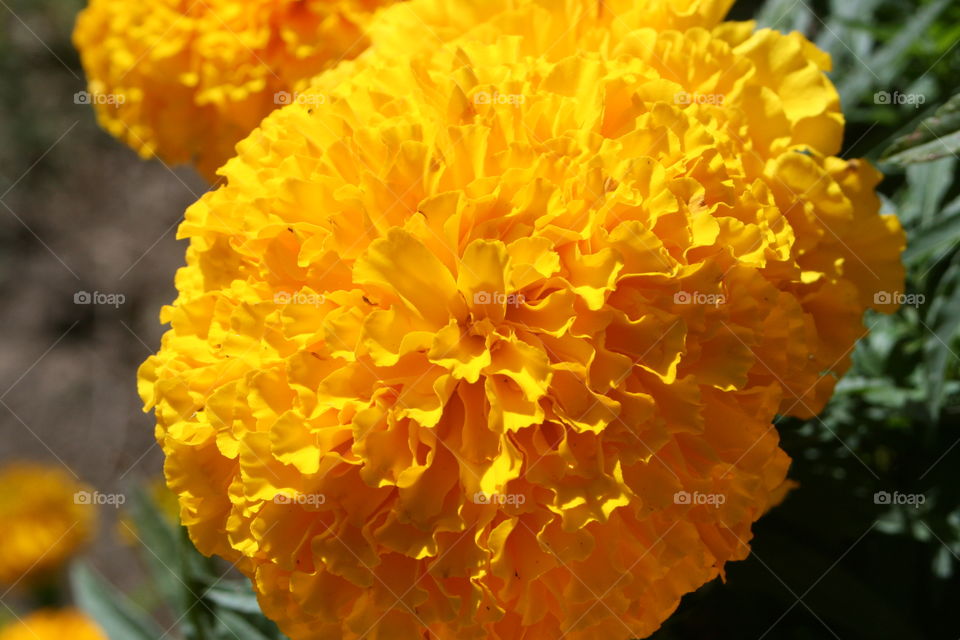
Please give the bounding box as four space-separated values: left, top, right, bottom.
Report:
139 0 905 638
0 464 95 586
73 0 397 181
0 609 107 640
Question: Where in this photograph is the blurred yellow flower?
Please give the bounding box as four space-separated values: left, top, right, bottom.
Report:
0 464 95 587
73 0 398 181
0 609 107 640
140 0 905 638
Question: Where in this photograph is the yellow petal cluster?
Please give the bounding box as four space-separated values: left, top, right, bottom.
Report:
0 609 107 640
0 464 95 586
139 0 905 638
73 0 397 181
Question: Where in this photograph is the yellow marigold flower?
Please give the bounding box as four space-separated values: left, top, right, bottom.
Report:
139 0 905 638
73 0 398 181
0 609 107 640
0 464 96 586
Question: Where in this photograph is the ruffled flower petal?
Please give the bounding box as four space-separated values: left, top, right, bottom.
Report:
140 1 905 638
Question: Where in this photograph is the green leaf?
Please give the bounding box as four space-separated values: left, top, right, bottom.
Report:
886 130 960 165
882 93 960 165
903 209 960 264
942 193 960 219
835 0 951 104
895 156 956 230
204 581 264 615
126 486 219 640
70 563 166 640
212 610 284 640
924 252 960 417
126 487 187 612
817 0 883 63
755 0 814 35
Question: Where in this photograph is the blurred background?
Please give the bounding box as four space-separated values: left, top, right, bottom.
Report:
0 0 958 638
0 0 205 603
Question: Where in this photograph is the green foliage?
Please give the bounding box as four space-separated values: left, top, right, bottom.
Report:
70 564 166 640
882 94 960 165
76 490 289 640
655 1 960 638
